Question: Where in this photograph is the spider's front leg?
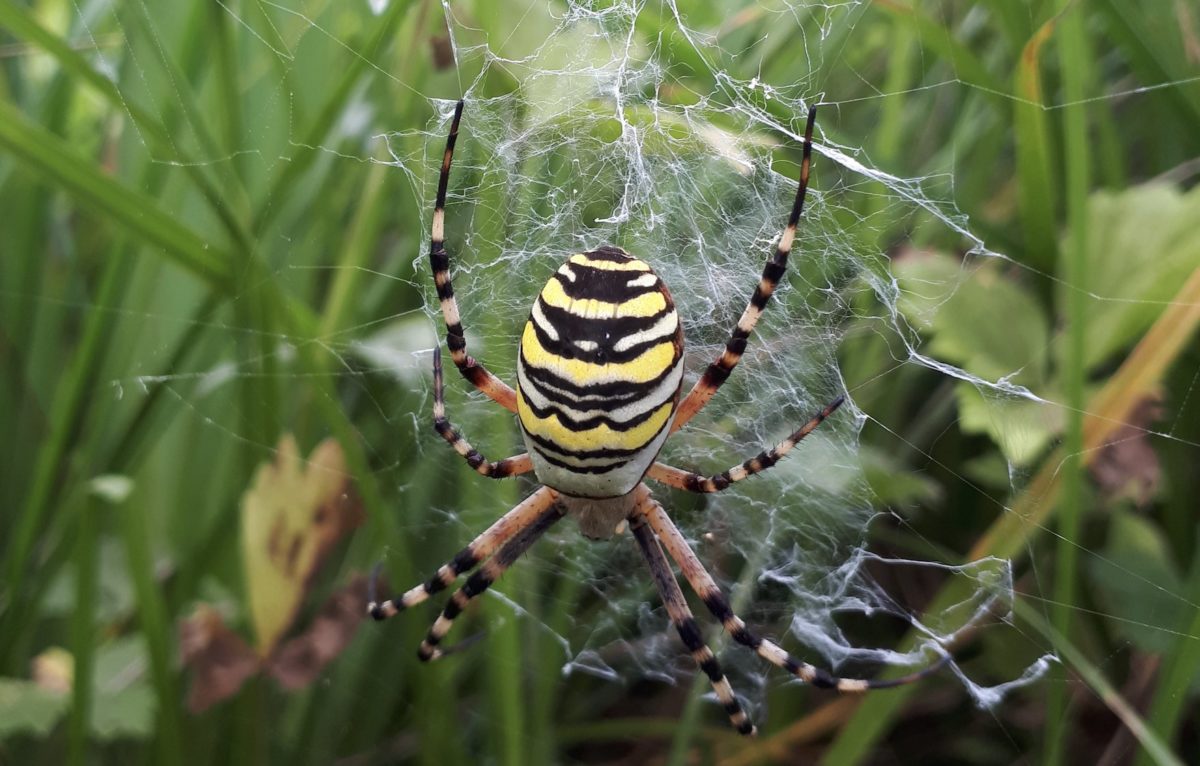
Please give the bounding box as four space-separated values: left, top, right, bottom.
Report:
431 346 533 479
672 105 818 433
648 394 843 492
430 99 519 412
367 487 558 620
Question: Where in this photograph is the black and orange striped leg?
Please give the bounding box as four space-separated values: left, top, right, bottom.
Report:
432 347 533 479
368 487 559 620
672 106 819 433
649 394 844 493
430 99 518 413
418 503 563 661
629 512 756 736
641 500 949 692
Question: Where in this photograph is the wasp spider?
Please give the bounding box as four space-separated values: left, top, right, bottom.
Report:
369 101 948 735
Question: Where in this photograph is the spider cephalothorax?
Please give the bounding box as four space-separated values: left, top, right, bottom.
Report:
368 100 947 736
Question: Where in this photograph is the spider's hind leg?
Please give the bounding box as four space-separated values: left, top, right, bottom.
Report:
630 491 756 736
639 500 949 691
367 487 558 620
417 503 563 661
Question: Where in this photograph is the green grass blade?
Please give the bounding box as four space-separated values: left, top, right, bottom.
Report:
1044 1 1092 760
249 0 411 238
0 0 253 253
1015 601 1184 766
1135 562 1200 766
0 100 231 288
67 494 98 766
1 246 133 655
1012 15 1059 278
872 0 1004 96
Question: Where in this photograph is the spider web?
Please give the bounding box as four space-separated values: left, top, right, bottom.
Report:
367 0 1026 703
40 0 1200 739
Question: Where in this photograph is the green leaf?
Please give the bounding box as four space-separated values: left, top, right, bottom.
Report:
0 679 68 739
1068 185 1200 370
91 685 156 741
896 251 1056 462
955 383 1061 465
860 446 942 507
896 251 1050 387
1087 510 1186 654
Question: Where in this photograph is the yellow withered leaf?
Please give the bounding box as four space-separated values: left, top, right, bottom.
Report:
240 435 363 656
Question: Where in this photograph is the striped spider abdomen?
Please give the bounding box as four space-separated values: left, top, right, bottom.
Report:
516 246 684 501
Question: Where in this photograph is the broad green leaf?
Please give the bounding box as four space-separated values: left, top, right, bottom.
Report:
0 679 68 739
1069 184 1200 370
955 383 1062 465
1087 510 1185 654
240 436 363 656
860 445 942 508
90 636 156 741
896 251 1050 388
895 251 1054 461
91 686 155 741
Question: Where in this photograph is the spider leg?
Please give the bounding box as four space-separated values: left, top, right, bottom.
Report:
649 395 843 493
418 503 563 661
431 100 518 413
432 347 533 479
630 508 756 736
368 487 558 620
639 498 949 691
672 106 818 434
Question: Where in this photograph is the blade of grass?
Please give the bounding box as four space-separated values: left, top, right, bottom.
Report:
1134 560 1200 766
1 245 134 660
0 99 243 640
318 162 389 338
1044 0 1092 760
0 0 253 254
117 481 183 766
823 262 1200 764
67 493 98 766
1015 600 1184 766
249 0 411 238
0 100 231 288
872 0 1004 96
206 0 249 193
1013 13 1059 278
1094 0 1200 127
120 0 252 218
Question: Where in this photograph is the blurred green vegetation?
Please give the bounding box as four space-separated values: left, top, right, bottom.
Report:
2 0 1200 764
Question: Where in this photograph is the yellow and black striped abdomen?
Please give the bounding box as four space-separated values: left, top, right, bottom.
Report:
517 246 684 498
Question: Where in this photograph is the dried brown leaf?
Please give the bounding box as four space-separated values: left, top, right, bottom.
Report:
179 604 260 713
267 575 370 690
1089 396 1163 506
